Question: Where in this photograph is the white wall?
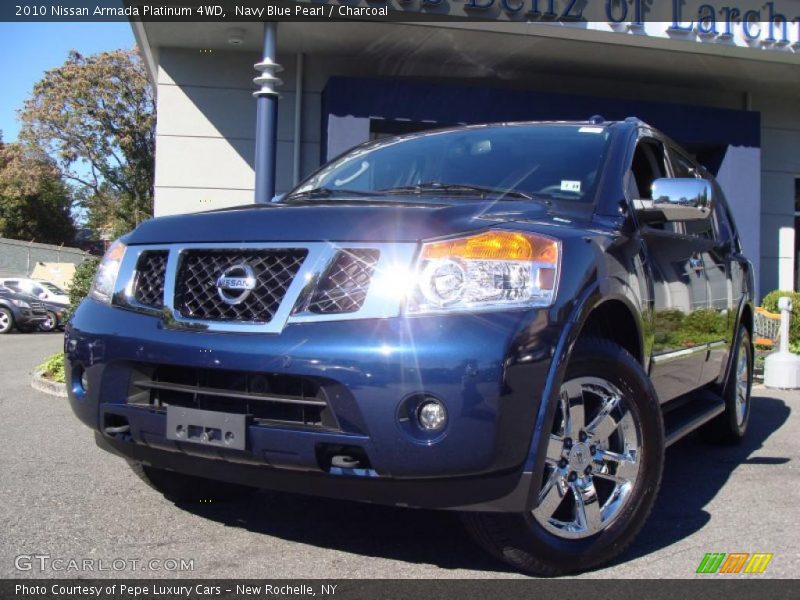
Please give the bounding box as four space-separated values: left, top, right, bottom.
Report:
752 93 800 298
716 146 761 296
153 48 322 216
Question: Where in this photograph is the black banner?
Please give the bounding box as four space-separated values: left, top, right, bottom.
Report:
3 580 799 600
3 0 800 25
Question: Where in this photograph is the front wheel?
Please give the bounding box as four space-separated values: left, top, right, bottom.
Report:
463 337 664 576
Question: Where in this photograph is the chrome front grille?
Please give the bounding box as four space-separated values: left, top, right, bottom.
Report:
30 301 46 315
133 251 168 308
306 249 380 314
174 249 307 323
118 242 417 333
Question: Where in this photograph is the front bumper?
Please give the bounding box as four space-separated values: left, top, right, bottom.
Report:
15 309 47 326
66 299 560 511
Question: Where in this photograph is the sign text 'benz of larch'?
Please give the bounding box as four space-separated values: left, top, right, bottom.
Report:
304 0 800 46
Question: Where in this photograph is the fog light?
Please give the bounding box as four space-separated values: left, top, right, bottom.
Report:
417 399 447 431
80 370 89 392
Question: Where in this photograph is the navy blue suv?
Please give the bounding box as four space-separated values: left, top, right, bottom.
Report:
66 119 753 575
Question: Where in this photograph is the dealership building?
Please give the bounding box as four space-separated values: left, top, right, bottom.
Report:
129 3 800 298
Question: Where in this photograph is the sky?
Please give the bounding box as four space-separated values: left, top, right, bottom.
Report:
0 22 134 143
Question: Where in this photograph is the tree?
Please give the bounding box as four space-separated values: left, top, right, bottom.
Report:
66 257 99 320
19 49 155 238
0 138 75 244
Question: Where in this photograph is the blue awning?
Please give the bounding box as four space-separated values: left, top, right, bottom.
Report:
322 77 760 149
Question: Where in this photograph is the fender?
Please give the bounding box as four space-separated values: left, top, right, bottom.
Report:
517 276 648 512
718 293 754 390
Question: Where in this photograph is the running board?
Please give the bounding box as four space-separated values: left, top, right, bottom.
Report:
663 391 726 447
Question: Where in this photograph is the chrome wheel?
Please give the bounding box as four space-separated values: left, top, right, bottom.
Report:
533 377 643 539
39 312 56 332
0 309 11 333
735 338 750 426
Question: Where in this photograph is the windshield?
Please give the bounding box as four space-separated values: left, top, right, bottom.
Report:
287 124 611 204
38 282 65 294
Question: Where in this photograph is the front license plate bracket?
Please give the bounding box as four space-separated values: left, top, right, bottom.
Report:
166 406 248 451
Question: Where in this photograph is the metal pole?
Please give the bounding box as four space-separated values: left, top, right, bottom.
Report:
253 22 282 203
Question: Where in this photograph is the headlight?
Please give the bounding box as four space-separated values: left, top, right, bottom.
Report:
90 240 127 304
10 299 30 309
409 230 560 313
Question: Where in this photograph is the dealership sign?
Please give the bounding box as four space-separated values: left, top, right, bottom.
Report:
298 0 800 50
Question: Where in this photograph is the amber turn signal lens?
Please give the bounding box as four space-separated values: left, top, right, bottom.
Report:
420 230 558 264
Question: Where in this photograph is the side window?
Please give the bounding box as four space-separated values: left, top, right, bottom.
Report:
667 148 700 179
630 138 667 199
711 180 737 248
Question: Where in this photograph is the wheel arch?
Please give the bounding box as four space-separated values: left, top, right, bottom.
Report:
573 297 644 366
516 278 649 511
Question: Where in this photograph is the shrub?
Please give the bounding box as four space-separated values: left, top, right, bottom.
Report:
65 257 100 320
37 352 65 384
760 289 800 345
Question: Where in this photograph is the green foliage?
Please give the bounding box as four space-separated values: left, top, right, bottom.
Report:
20 49 155 238
38 352 65 384
66 257 100 320
0 141 75 244
760 290 800 345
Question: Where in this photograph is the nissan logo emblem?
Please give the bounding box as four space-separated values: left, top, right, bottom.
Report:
216 263 257 305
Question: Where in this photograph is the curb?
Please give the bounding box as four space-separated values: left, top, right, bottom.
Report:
30 370 68 398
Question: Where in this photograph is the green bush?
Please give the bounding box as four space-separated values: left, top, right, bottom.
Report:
65 257 100 320
37 352 65 384
760 289 800 345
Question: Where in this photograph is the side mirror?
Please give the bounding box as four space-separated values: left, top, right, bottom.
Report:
634 178 713 223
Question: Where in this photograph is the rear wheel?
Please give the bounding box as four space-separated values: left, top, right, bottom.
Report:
128 461 257 504
705 325 752 444
0 308 13 334
463 337 664 576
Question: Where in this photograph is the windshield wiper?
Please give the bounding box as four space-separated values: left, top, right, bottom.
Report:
379 182 533 200
285 187 380 200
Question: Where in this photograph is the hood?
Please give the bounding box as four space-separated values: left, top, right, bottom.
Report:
0 288 41 303
125 199 587 245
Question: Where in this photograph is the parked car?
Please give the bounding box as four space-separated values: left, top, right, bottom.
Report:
65 119 753 576
38 299 68 332
0 277 70 304
0 286 48 334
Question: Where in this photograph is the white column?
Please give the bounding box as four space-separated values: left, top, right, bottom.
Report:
778 226 795 290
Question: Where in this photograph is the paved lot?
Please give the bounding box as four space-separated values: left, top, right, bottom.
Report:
1 333 798 579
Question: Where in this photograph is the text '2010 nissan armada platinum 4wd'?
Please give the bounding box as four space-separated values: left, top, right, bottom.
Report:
66 119 753 575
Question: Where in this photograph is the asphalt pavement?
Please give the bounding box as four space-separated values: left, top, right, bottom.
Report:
1 332 797 579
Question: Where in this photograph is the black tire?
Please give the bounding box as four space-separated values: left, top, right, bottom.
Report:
0 308 13 334
462 337 664 576
704 325 752 444
128 461 257 504
38 311 58 332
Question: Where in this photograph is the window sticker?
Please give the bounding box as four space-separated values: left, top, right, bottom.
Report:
561 180 582 193
578 126 604 133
